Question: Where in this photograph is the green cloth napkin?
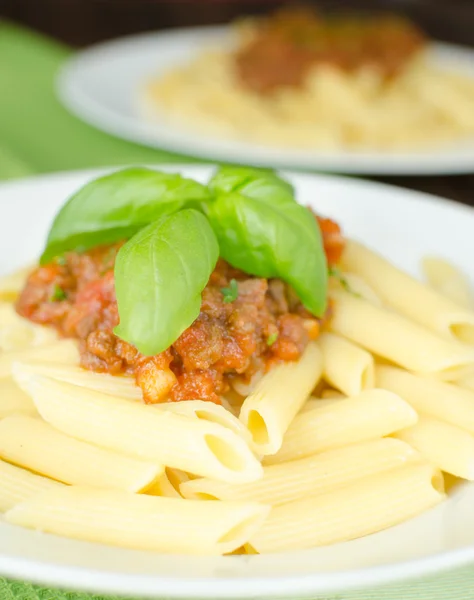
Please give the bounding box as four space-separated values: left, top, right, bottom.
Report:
1 20 474 600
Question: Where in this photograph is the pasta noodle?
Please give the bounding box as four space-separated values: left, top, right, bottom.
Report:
330 290 474 380
422 256 473 309
318 332 375 396
240 342 322 454
376 365 474 434
329 272 382 305
342 240 474 344
249 462 444 553
0 378 37 418
264 389 417 465
13 372 263 483
0 302 57 352
395 416 474 480
180 438 418 505
0 339 79 379
0 415 163 492
5 486 270 556
12 361 142 400
455 373 474 393
0 458 63 512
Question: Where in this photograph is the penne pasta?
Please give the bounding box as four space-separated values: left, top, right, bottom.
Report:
0 302 57 352
0 378 37 418
13 372 263 484
240 342 322 455
250 462 444 553
455 372 474 394
13 361 142 400
330 290 474 381
0 415 163 492
329 271 382 305
319 390 346 400
147 468 189 498
5 486 270 556
318 332 374 396
299 397 343 412
395 416 474 480
343 240 474 344
0 458 63 512
264 389 417 465
155 400 251 442
180 438 418 505
0 265 34 302
422 256 473 310
0 339 80 379
376 365 474 434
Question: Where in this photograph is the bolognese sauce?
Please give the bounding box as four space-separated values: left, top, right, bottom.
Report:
235 6 426 94
16 217 343 404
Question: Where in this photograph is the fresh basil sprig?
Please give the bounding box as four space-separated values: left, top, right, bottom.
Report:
207 168 328 316
40 167 209 264
114 209 219 356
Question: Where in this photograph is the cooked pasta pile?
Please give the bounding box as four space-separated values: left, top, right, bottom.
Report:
143 11 474 151
1 242 474 554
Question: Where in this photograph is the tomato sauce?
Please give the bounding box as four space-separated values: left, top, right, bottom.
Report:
16 217 343 404
235 6 426 94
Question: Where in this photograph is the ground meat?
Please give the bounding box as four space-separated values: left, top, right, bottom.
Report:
16 217 343 403
235 6 426 94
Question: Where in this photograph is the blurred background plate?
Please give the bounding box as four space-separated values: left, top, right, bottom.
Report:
57 26 474 176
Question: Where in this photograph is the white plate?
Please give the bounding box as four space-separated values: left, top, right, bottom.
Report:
2 165 474 599
57 28 474 175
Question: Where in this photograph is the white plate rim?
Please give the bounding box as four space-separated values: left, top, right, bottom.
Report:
56 27 474 176
2 165 474 598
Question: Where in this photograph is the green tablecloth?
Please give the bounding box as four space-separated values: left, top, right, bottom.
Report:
1 19 474 600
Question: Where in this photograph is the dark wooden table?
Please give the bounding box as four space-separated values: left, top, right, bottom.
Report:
1 0 474 206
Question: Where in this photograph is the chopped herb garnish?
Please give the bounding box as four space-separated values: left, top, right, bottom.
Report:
50 284 66 302
221 279 239 304
328 266 359 297
267 331 279 346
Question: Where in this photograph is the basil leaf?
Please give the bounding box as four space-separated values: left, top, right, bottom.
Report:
209 166 295 208
41 167 209 264
114 209 219 356
207 193 327 316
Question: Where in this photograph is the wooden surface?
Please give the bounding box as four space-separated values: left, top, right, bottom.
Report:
1 0 473 205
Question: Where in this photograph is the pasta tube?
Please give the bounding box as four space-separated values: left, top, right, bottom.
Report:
0 378 37 418
5 486 270 556
0 459 63 512
0 415 163 492
13 371 263 483
0 339 79 379
455 373 474 394
376 365 474 434
422 256 473 310
0 302 57 352
240 342 322 454
329 272 382 305
250 463 444 553
395 416 474 480
343 240 474 344
147 468 188 498
318 332 374 396
180 438 418 505
265 389 417 465
13 361 142 400
330 290 474 380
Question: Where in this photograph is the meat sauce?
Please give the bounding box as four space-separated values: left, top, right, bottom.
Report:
235 6 426 94
16 217 343 404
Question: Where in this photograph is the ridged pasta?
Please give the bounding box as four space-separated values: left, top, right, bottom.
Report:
422 256 473 310
0 339 79 379
13 371 263 484
250 462 444 553
240 342 322 455
0 302 57 352
265 389 417 465
180 438 418 505
5 486 270 555
0 415 163 492
0 378 37 418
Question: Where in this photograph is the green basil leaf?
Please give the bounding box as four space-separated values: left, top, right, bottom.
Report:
114 209 219 356
209 166 295 208
40 167 209 264
206 193 327 316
